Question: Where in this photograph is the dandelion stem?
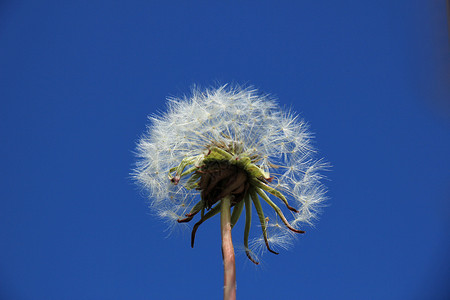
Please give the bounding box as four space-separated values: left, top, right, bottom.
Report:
221 194 236 300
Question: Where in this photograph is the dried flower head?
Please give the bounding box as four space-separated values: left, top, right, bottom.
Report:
134 85 327 264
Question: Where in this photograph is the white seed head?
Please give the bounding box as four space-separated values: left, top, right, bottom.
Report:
133 85 328 251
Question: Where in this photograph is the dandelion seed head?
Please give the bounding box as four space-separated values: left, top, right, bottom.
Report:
133 84 328 258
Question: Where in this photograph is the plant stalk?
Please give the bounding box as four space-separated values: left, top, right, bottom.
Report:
221 195 236 300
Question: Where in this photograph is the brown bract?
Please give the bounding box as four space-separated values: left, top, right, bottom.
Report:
197 161 249 209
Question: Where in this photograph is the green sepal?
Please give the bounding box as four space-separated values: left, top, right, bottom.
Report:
191 202 222 247
255 187 304 234
243 193 259 264
252 179 298 212
249 188 278 255
230 199 245 228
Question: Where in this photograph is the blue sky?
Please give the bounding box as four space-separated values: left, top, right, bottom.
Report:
1 1 449 299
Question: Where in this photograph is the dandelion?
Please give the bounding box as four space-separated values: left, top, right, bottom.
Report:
133 85 327 299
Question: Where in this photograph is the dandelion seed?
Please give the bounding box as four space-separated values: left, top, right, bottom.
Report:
133 85 328 299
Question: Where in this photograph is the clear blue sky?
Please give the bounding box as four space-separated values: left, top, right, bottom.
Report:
1 1 449 299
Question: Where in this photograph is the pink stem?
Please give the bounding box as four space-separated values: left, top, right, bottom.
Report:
221 195 236 300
